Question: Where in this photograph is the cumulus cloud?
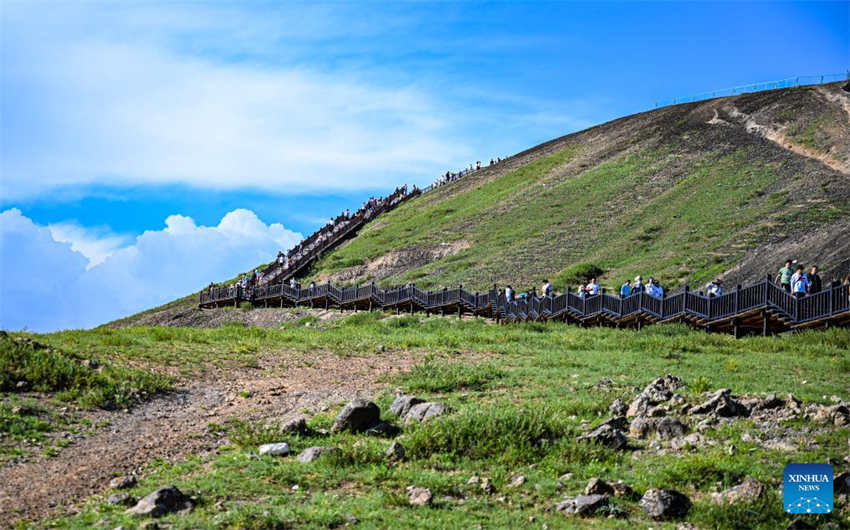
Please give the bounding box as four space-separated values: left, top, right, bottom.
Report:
47 222 127 268
0 208 301 332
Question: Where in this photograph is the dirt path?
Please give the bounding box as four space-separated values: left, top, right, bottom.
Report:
0 350 420 526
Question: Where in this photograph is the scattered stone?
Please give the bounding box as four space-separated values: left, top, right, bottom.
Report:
627 395 651 418
755 393 784 410
109 475 137 490
332 399 380 433
389 395 424 418
558 473 574 482
609 398 627 417
785 518 815 530
690 389 749 417
342 512 359 524
656 418 688 439
629 417 656 438
466 475 480 485
82 359 99 369
578 424 627 450
299 446 341 463
125 485 193 517
139 522 159 530
365 421 401 438
404 402 450 424
507 475 526 488
835 471 850 495
814 404 850 426
670 433 704 452
600 416 628 431
259 443 290 456
786 394 803 411
107 493 134 506
481 478 496 494
696 416 717 432
386 441 405 461
641 375 684 403
555 494 610 516
584 478 614 496
406 486 432 506
639 488 690 519
711 477 765 505
281 416 310 435
610 480 635 499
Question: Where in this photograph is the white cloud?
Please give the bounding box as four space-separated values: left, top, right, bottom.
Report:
47 222 127 268
0 208 301 332
0 4 472 200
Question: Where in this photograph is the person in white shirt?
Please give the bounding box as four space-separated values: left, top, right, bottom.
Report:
290 278 297 289
586 278 600 296
505 285 514 302
790 266 809 298
542 280 553 297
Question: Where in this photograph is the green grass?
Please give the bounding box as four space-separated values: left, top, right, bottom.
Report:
27 314 850 529
0 334 170 409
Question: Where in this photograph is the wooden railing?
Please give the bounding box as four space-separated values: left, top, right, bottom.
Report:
199 275 849 336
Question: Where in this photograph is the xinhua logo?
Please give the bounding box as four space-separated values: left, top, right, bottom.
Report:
783 463 833 514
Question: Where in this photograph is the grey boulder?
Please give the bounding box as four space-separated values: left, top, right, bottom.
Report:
332 399 380 433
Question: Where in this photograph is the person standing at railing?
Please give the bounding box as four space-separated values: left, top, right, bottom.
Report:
809 266 822 294
790 266 809 298
776 260 793 292
577 284 586 300
620 279 631 298
706 279 723 297
633 276 644 295
505 285 514 302
843 276 850 302
542 280 552 297
586 278 600 296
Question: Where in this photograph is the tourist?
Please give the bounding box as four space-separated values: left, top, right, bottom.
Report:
844 275 850 302
505 285 514 302
586 278 600 296
633 275 644 294
290 277 298 289
542 279 553 297
809 265 822 294
790 266 808 298
577 284 586 299
620 279 631 297
706 279 723 297
645 277 655 295
776 260 793 292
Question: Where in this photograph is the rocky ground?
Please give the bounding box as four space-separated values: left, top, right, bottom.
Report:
0 349 422 526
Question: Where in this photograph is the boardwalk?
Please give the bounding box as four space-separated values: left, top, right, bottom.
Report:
200 277 850 336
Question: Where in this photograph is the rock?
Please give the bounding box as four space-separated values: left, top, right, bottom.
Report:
754 393 784 410
786 393 802 411
629 417 656 438
579 424 627 450
641 375 684 403
627 395 651 418
610 481 635 499
466 475 480 485
139 523 159 530
814 404 850 426
125 485 193 517
555 494 610 516
332 399 380 433
388 395 424 417
584 478 614 496
406 486 432 506
690 389 748 417
258 442 290 456
670 433 704 451
600 416 628 430
638 488 690 519
82 359 99 370
696 417 717 432
342 512 359 524
711 477 765 505
559 472 574 482
109 475 137 490
785 518 815 530
404 402 450 424
386 441 405 461
365 421 401 438
609 398 627 416
281 416 310 435
299 446 341 463
481 478 496 494
656 418 688 439
107 493 134 506
835 472 850 495
507 475 526 488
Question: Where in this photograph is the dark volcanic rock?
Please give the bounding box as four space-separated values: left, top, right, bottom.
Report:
555 494 610 516
578 424 628 450
404 402 450 424
332 399 380 433
656 417 688 439
125 485 193 517
638 488 690 519
389 395 424 418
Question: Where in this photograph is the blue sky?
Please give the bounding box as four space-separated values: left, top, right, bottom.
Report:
1 1 848 331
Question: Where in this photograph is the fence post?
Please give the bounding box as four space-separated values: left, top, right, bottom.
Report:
735 284 741 314
829 280 836 316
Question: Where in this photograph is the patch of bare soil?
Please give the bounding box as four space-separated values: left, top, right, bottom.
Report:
0 350 422 526
316 240 472 285
113 306 348 329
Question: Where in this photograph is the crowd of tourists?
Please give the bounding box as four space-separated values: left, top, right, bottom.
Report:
429 158 503 190
498 260 850 305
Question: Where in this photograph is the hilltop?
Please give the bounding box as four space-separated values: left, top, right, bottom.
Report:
296 82 850 293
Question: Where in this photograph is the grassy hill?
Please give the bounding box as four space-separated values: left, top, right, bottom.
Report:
300 82 850 293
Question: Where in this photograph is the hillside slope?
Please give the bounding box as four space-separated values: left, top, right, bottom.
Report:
302 82 850 292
